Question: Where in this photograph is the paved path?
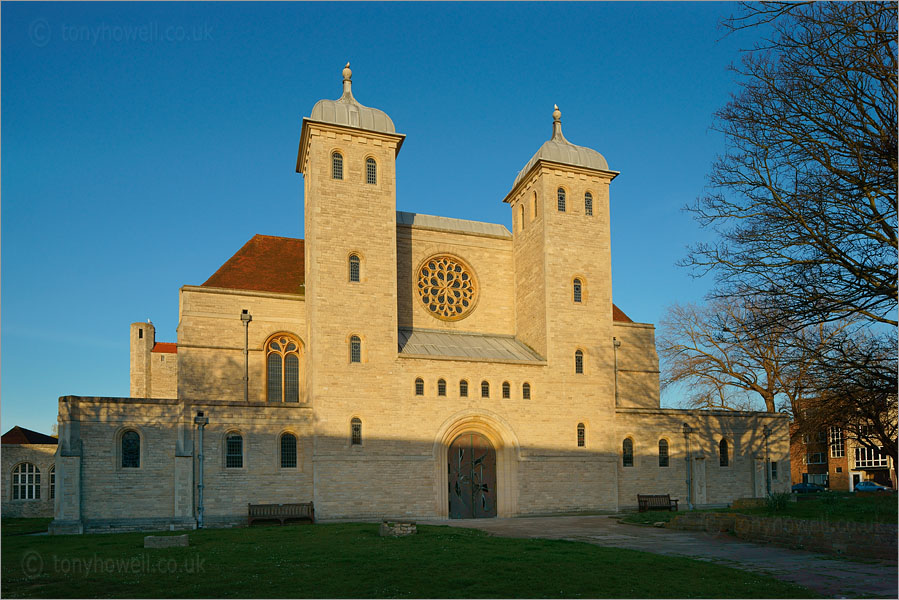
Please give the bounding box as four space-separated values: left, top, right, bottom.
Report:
427 515 897 598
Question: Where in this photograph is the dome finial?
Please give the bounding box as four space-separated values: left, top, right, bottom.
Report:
551 104 565 141
341 62 353 98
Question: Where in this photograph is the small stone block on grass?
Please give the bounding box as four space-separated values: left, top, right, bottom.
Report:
380 521 417 537
144 534 189 548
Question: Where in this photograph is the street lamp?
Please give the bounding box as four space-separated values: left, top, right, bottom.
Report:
763 425 771 496
682 423 693 510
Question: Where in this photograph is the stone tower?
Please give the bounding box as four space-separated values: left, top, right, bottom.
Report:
296 63 406 452
504 105 620 422
130 321 154 397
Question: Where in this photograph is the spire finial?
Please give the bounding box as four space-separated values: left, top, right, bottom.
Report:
551 104 565 141
341 62 353 98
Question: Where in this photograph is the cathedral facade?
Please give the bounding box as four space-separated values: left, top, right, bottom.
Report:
50 66 789 534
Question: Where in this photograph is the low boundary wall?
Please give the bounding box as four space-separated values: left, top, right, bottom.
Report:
668 512 897 560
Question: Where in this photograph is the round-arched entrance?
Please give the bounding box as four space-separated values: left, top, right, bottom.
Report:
448 432 497 519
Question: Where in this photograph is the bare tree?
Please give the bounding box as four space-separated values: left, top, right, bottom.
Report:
658 298 838 414
683 2 897 329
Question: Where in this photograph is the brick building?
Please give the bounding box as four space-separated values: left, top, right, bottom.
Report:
790 423 895 490
49 65 790 534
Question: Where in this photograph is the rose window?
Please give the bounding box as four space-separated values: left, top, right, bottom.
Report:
417 255 478 321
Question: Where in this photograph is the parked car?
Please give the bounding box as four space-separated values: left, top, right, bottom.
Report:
791 482 826 493
854 481 893 492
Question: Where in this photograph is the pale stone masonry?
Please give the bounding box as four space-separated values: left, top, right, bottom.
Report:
49 65 789 534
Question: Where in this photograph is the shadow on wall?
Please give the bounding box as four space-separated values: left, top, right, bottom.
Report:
50 399 789 532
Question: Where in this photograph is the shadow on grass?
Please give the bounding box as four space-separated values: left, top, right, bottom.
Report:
0 521 817 598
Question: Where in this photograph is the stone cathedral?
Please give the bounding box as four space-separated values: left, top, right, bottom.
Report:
49 65 789 534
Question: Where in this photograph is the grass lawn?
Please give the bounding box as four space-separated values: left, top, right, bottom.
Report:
1 521 815 598
740 492 897 524
1 518 53 536
620 493 897 527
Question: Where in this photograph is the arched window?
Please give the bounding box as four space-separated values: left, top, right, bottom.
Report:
519 204 525 231
719 438 729 467
573 279 583 303
557 187 566 212
122 430 140 468
577 423 586 447
332 152 344 180
533 191 538 219
659 439 669 467
502 381 511 399
575 349 584 374
350 336 361 363
459 380 469 397
348 254 361 282
366 157 377 184
267 334 301 403
280 433 298 468
522 382 531 400
351 418 362 446
584 192 593 216
12 463 40 500
415 378 424 396
437 379 447 396
49 465 56 499
481 380 490 398
622 438 634 467
225 433 243 468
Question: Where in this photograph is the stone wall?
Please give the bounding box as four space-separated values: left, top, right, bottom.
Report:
668 512 898 560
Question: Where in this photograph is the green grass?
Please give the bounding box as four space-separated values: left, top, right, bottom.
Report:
1 521 815 598
742 492 897 524
620 493 897 527
1 518 53 536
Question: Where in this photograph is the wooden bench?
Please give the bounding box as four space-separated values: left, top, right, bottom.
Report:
248 502 314 526
637 494 678 512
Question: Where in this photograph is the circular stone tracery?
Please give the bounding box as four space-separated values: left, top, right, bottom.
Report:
417 255 478 321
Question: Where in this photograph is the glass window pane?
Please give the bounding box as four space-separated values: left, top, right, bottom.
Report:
350 337 361 363
349 255 360 282
623 439 634 467
438 379 446 396
281 434 297 468
332 153 343 180
557 188 566 212
226 434 243 468
659 439 669 467
366 158 377 185
502 382 510 399
460 380 468 397
481 381 489 397
577 424 585 447
122 431 140 468
351 418 362 445
268 353 283 402
285 354 300 402
522 383 530 400
585 192 593 216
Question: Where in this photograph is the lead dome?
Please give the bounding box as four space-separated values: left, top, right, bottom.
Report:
308 63 396 134
513 105 610 188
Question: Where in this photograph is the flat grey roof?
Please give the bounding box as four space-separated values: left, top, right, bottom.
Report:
396 211 511 239
398 328 545 364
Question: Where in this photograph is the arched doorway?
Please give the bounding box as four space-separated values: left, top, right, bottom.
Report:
448 432 497 518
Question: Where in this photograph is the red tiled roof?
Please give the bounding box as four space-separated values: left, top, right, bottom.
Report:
202 235 636 321
202 235 305 295
1 426 58 445
152 342 178 354
612 304 633 323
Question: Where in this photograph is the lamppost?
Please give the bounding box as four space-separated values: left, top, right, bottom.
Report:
194 411 209 528
683 422 693 510
763 424 771 496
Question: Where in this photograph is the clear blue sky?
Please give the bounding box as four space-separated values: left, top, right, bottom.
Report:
2 2 761 433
